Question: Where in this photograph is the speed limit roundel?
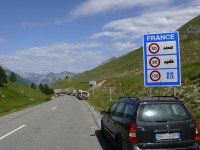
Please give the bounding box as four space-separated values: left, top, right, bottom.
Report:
150 70 161 82
148 43 160 54
149 57 160 68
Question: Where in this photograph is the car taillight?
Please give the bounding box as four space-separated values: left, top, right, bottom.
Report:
129 123 137 144
195 121 199 141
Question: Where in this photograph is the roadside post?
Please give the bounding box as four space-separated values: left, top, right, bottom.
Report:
143 32 181 97
89 81 96 96
104 83 115 101
109 88 112 101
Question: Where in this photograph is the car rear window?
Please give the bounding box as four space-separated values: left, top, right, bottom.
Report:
82 92 88 95
137 102 192 122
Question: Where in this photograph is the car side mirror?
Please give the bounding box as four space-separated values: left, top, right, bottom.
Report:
100 110 107 115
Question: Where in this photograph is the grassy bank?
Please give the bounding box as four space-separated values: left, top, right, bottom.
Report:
0 81 52 116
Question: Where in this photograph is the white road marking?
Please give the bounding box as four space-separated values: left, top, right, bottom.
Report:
52 107 57 110
0 125 26 140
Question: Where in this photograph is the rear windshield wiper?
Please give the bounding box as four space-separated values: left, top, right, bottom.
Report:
154 118 171 122
155 120 168 122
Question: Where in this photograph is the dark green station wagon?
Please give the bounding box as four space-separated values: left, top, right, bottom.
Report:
101 96 200 150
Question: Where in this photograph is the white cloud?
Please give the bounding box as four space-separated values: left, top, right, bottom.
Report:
107 42 137 51
90 5 200 40
70 0 172 17
16 42 102 55
90 31 126 40
0 42 109 73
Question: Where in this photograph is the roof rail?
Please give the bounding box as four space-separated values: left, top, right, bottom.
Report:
118 96 139 100
151 96 179 100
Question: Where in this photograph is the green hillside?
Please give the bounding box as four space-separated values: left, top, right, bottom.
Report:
0 81 51 116
53 16 200 121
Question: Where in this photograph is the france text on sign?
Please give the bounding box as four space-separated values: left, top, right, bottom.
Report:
143 32 181 87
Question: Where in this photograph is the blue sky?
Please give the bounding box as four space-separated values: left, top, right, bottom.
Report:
0 0 199 74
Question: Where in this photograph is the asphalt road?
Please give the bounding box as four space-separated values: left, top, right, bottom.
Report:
0 95 114 150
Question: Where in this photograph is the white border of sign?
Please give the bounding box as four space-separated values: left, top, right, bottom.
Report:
143 32 181 87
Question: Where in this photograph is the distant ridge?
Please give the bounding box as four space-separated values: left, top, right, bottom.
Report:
0 65 32 85
18 71 77 85
99 56 116 66
0 64 77 85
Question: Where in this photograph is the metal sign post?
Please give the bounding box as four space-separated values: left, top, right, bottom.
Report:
174 87 177 97
150 87 153 97
92 87 95 96
105 83 115 101
89 81 96 96
109 88 112 101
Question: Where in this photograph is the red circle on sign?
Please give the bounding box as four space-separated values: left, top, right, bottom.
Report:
149 57 160 68
150 70 161 81
148 43 160 54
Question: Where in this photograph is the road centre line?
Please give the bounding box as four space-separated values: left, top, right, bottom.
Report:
0 125 26 140
51 107 57 110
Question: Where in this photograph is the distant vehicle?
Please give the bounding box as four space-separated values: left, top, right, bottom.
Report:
58 93 64 96
101 96 199 150
77 90 89 100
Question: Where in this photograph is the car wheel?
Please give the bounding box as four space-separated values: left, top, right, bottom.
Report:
116 137 123 150
101 122 105 136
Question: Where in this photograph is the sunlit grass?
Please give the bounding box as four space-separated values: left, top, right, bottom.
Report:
0 81 51 116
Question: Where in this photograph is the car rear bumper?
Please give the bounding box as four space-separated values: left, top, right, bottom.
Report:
128 142 199 150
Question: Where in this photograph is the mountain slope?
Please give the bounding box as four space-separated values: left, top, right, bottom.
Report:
18 71 77 85
3 67 32 85
53 15 200 90
0 81 49 116
53 15 200 119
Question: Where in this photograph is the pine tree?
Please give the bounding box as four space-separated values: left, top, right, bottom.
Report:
31 82 36 89
39 83 54 95
39 84 44 93
44 84 54 95
0 65 7 86
44 84 49 94
9 72 16 82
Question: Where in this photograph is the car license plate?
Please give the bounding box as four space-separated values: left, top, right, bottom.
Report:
155 133 180 141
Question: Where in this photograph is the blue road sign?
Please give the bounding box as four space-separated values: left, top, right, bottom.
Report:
143 32 181 87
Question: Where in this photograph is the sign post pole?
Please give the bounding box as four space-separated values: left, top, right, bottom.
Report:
174 87 177 97
89 81 96 96
109 88 112 101
150 87 153 98
104 83 115 101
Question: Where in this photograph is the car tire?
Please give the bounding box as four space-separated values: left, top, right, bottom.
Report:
101 122 105 136
116 137 123 150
